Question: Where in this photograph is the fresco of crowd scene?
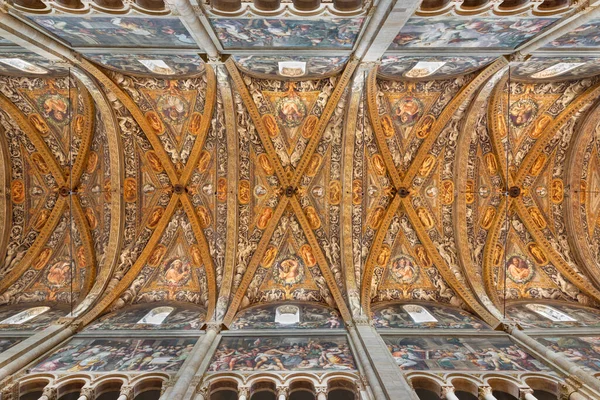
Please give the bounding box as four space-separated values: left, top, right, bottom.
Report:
537 337 600 371
384 336 548 371
32 338 196 372
209 337 356 371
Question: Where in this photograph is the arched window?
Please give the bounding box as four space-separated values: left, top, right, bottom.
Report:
137 306 174 325
405 61 446 78
525 304 576 322
275 305 300 325
0 306 49 324
138 59 175 75
531 63 585 79
403 305 437 323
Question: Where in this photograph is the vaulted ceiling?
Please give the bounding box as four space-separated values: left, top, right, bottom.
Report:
0 0 599 329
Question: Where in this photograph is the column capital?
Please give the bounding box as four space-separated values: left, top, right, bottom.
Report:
560 376 583 400
478 385 493 398
203 322 224 333
1 383 19 400
315 385 328 394
119 385 135 400
276 385 289 397
80 387 95 398
238 386 250 396
442 386 456 396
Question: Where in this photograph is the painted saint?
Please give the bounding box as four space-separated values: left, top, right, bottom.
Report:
29 114 49 135
158 94 189 124
164 259 190 286
46 261 71 287
273 256 304 286
392 96 423 126
506 255 534 283
41 95 69 124
509 99 538 128
390 256 418 284
275 96 307 128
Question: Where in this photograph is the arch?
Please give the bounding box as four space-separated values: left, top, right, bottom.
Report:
485 377 521 398
402 304 438 323
524 304 576 322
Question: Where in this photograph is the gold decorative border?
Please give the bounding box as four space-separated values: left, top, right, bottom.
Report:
71 195 97 298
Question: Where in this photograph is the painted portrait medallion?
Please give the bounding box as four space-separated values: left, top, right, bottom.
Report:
391 96 423 127
505 254 535 284
389 255 419 285
272 254 305 286
39 93 70 126
509 98 538 128
157 94 189 125
162 258 191 286
275 96 307 128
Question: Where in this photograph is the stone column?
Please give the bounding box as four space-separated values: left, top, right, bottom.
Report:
479 387 497 400
77 387 95 400
238 387 250 400
560 377 594 400
159 324 221 399
315 385 328 400
442 386 460 400
347 319 419 400
117 385 134 400
276 386 288 400
520 389 538 400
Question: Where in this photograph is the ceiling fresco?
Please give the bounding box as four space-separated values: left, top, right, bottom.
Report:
543 18 600 49
0 0 599 358
389 18 556 50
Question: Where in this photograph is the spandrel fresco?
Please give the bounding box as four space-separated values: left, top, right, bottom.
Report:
230 303 344 330
372 303 489 330
85 305 205 331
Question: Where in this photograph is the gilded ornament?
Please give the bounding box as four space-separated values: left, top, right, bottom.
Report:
196 205 211 228
416 114 435 139
197 150 211 174
86 151 99 174
368 206 385 229
31 153 49 174
29 114 49 135
146 151 164 173
416 207 434 229
257 207 273 230
529 207 546 229
415 246 431 267
305 206 321 230
496 114 507 138
258 153 274 175
381 114 395 138
530 154 547 176
262 246 277 268
11 180 25 204
484 153 498 175
262 114 279 138
441 180 454 205
189 112 202 135
419 154 436 177
217 177 227 203
73 114 84 136
465 180 475 204
329 180 341 205
33 248 52 270
551 179 564 204
377 245 391 266
77 246 87 267
371 154 386 176
299 244 317 267
145 111 164 135
352 180 362 205
147 207 164 229
85 208 98 230
239 180 251 204
301 115 318 139
34 209 50 231
527 242 548 265
190 245 203 266
124 178 137 203
306 154 322 177
148 245 167 266
480 206 496 229
531 114 551 139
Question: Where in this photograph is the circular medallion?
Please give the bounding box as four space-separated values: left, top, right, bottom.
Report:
505 254 535 284
157 94 189 125
275 96 307 128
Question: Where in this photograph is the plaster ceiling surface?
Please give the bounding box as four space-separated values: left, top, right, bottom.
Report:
0 0 599 330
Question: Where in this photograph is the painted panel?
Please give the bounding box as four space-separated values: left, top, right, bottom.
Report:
209 336 355 371
379 56 495 79
86 305 205 331
506 303 600 329
545 19 600 48
0 306 66 331
383 336 548 371
233 56 348 78
86 54 205 77
372 303 489 330
537 337 600 371
28 17 197 49
210 18 363 49
230 304 344 330
390 18 555 49
32 338 196 372
0 52 67 75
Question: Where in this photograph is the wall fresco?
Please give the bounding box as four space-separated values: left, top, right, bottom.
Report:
85 305 206 331
379 56 495 79
210 18 363 49
372 303 489 330
506 303 600 329
545 19 600 48
233 56 348 78
383 336 548 371
209 336 355 371
86 54 205 76
230 304 344 330
32 338 196 372
537 337 600 371
29 17 197 48
390 18 555 49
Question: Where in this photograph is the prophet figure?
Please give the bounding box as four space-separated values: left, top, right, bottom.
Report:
506 256 533 283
